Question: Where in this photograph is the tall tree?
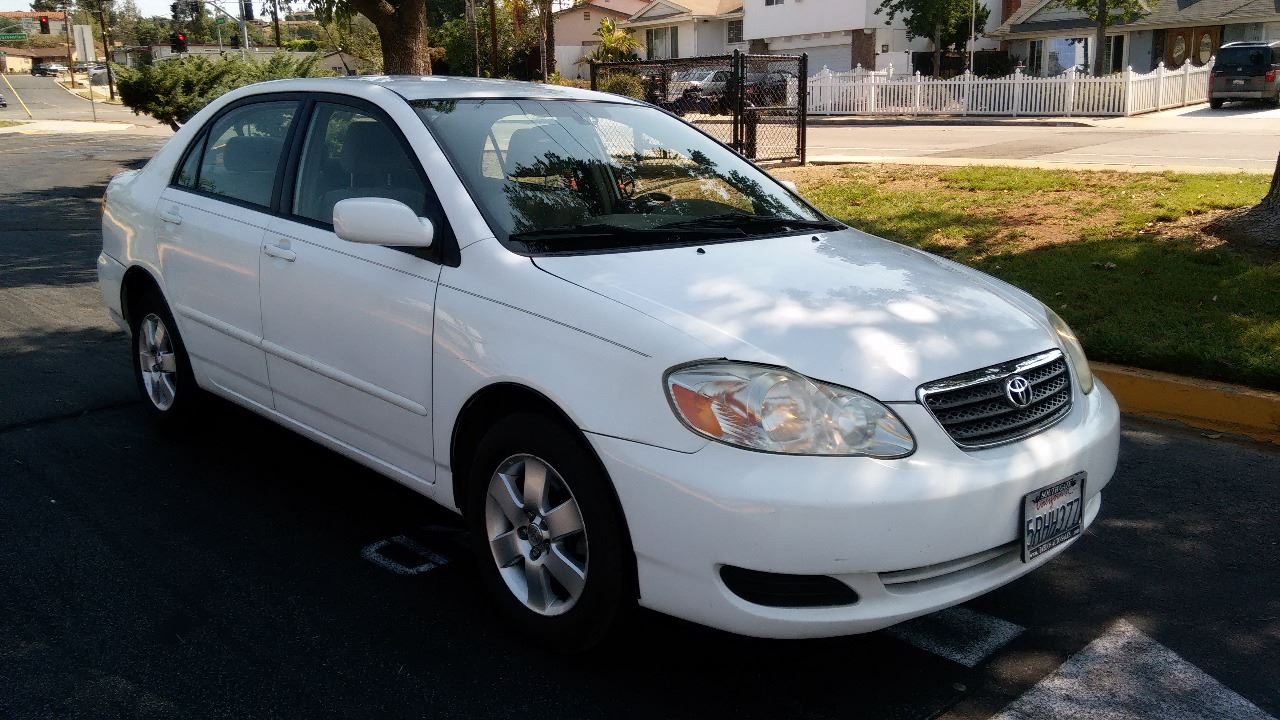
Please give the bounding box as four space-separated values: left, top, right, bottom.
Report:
1057 0 1146 76
875 0 986 77
311 0 433 74
30 0 60 11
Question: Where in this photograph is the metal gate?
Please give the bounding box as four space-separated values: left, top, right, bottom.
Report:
590 50 808 164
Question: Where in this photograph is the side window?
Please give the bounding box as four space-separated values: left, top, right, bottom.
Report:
196 101 298 207
292 103 441 234
174 132 205 189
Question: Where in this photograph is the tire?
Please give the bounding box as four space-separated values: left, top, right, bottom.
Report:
1210 98 1224 109
466 412 632 653
129 289 200 424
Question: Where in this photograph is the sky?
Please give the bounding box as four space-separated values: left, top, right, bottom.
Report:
0 0 178 19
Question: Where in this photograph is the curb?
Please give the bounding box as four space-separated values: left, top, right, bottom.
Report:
806 116 1098 128
1094 363 1280 444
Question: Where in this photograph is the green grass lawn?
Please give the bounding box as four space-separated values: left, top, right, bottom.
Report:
777 164 1280 391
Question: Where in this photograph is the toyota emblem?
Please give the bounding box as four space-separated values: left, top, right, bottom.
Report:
1005 375 1032 408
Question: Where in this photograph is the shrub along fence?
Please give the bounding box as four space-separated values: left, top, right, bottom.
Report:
807 59 1214 117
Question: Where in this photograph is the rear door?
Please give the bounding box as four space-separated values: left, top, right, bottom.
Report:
155 97 301 409
258 98 450 486
1215 46 1271 94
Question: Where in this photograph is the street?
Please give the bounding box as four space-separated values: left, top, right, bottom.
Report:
807 104 1280 173
1 130 1277 719
0 74 145 124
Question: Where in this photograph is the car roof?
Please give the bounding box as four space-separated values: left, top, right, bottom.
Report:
251 75 644 105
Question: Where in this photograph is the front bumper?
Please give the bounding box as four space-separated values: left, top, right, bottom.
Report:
591 381 1120 639
97 251 128 333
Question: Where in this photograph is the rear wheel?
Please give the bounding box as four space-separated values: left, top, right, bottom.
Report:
1210 98 1224 109
129 290 199 423
467 413 632 652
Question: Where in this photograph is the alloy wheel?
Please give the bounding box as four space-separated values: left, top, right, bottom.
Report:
484 454 589 616
137 313 178 411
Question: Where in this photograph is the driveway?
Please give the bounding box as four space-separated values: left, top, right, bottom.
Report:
1 74 150 124
806 102 1280 173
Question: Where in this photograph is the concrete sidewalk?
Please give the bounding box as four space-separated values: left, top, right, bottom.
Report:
0 119 171 136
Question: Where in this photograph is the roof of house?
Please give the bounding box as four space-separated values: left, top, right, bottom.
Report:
0 45 72 58
994 0 1280 36
627 0 743 22
0 10 67 19
554 0 648 16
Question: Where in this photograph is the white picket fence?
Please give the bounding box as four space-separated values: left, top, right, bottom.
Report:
807 59 1214 117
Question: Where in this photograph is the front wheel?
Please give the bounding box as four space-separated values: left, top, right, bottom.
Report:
467 413 632 652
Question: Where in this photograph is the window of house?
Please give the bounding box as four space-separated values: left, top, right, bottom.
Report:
727 19 743 44
194 101 298 207
1103 35 1124 73
583 10 590 20
765 0 783 6
1027 39 1043 76
1046 37 1087 75
645 26 678 59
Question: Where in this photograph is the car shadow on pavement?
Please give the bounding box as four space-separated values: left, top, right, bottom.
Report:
1180 103 1280 117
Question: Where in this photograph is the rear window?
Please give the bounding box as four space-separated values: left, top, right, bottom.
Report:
1217 46 1272 68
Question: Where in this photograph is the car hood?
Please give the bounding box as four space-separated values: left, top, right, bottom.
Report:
532 229 1058 401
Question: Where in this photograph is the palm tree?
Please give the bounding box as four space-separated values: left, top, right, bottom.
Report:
579 17 640 64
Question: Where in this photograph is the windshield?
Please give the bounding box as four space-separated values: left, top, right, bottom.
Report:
414 98 839 254
1217 47 1272 68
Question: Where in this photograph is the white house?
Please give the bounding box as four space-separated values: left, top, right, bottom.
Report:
741 0 1002 72
622 0 747 59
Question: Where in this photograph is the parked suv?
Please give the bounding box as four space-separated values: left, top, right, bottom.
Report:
1209 41 1280 108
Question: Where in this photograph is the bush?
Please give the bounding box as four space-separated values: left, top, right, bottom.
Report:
284 39 320 52
597 73 643 99
114 53 333 131
547 72 590 89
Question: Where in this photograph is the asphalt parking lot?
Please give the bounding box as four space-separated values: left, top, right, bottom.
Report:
1 132 1277 719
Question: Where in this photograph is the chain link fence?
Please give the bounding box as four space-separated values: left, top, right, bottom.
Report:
590 51 807 164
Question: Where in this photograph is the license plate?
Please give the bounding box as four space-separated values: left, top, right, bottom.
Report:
1021 473 1086 562
1233 79 1246 86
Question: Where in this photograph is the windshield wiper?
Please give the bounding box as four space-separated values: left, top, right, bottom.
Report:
655 213 842 234
507 224 742 253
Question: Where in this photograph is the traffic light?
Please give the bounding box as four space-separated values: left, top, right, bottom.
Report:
169 31 188 53
240 0 253 21
38 15 50 34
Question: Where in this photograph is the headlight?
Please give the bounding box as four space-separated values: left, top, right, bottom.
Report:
665 362 915 457
1046 307 1094 394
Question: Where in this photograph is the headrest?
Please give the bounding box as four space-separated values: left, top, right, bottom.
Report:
503 127 564 177
340 121 403 175
223 135 283 173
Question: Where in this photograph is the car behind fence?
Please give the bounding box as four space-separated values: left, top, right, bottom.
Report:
590 51 808 164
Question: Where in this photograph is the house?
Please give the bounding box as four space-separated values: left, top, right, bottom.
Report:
554 0 648 78
621 0 746 61
0 45 73 72
741 0 1003 73
0 10 68 38
992 0 1280 74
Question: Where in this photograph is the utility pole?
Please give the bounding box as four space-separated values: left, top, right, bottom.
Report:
93 0 116 100
62 3 96 121
238 0 249 59
465 0 480 76
967 0 976 73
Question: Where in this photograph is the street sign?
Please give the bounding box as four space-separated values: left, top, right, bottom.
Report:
0 32 27 41
215 16 227 24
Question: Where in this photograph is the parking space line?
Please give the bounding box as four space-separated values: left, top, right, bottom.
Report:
361 535 449 575
991 619 1275 720
885 606 1024 668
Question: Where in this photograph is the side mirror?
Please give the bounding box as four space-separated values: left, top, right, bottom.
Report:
779 179 799 195
333 197 434 248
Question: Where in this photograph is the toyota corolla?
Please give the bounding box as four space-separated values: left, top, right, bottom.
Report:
98 77 1119 651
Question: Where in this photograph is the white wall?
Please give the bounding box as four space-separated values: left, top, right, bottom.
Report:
743 0 867 41
555 46 588 78
694 17 727 55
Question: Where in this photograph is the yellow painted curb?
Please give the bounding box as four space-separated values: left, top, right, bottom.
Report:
1094 363 1280 444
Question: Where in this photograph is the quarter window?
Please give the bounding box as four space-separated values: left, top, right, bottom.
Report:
291 102 445 237
195 101 298 207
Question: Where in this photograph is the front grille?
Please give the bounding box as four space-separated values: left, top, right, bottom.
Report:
918 350 1073 449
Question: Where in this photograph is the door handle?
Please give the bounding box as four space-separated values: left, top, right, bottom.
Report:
263 243 296 262
159 208 182 225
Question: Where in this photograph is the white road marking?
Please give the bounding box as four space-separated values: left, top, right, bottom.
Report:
992 619 1275 720
361 535 449 575
886 606 1025 668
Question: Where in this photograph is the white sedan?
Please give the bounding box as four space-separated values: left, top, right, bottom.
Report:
98 77 1119 651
